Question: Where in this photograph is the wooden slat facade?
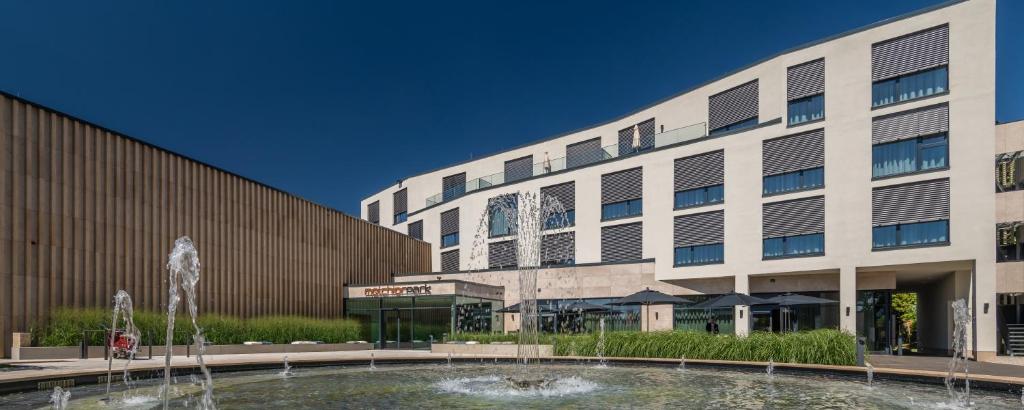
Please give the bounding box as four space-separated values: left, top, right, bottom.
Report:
0 93 431 357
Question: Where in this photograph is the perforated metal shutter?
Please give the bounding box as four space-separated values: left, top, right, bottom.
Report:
674 150 725 191
872 178 950 226
566 138 604 169
541 232 575 264
367 201 379 224
441 250 460 272
708 80 759 131
393 188 408 215
440 208 459 236
601 167 643 204
872 25 949 81
541 182 575 210
617 118 656 153
871 103 949 145
601 222 642 262
674 210 724 247
442 172 466 201
504 155 534 183
762 196 825 238
407 220 423 240
488 240 517 269
763 129 825 176
787 59 825 101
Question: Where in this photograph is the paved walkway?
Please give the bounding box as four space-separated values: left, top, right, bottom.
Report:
867 354 1024 380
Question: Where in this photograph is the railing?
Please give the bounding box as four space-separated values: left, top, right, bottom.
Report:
424 122 707 208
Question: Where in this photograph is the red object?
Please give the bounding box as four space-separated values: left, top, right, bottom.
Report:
109 330 137 359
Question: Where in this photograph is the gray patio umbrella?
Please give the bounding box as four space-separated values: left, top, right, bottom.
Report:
496 302 552 313
609 288 694 332
763 293 837 333
560 300 612 313
689 292 772 309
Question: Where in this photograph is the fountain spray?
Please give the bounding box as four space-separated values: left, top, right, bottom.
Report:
49 386 70 410
106 290 140 403
944 299 971 407
163 236 214 409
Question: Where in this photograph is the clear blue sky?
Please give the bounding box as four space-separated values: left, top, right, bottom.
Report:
0 0 1020 215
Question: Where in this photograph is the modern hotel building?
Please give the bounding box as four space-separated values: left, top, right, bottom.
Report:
359 0 1024 360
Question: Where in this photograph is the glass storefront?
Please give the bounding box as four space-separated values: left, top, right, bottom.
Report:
345 294 504 349
858 290 894 352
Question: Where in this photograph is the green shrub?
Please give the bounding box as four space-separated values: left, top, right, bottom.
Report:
448 332 521 344
36 307 362 346
552 329 855 366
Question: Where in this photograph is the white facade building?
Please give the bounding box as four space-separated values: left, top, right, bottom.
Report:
360 0 1024 361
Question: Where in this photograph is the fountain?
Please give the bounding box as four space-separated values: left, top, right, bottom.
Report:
447 352 453 369
944 298 971 407
594 318 607 368
280 356 293 377
678 355 686 372
49 386 69 410
766 359 775 377
865 363 874 387
105 290 141 403
163 236 214 410
369 353 376 370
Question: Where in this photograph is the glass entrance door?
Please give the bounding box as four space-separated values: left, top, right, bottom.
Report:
382 309 413 349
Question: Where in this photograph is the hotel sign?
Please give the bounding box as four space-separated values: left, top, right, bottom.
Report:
363 284 432 297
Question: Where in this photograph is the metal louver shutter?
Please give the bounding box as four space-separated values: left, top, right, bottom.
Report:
566 137 604 169
440 208 459 235
393 188 408 214
504 155 534 183
762 196 825 238
367 201 379 224
601 167 643 204
541 182 575 210
541 232 575 264
674 150 725 191
708 80 759 131
674 210 724 247
441 250 460 272
763 129 825 176
872 25 949 81
872 178 950 226
601 222 642 262
617 118 656 153
872 103 949 145
407 220 423 240
787 59 825 101
488 240 517 269
442 173 467 201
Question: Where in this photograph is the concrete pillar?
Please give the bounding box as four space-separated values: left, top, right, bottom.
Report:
734 274 750 337
840 266 857 335
641 305 674 332
970 264 998 362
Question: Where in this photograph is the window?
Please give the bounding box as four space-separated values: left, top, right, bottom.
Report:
674 243 724 266
872 220 948 249
602 199 642 220
763 233 824 259
763 167 824 195
488 199 517 237
788 94 824 125
394 212 407 224
996 153 1023 192
872 134 948 178
871 66 948 108
441 232 460 248
997 224 1023 262
710 117 758 136
544 209 575 230
675 184 724 209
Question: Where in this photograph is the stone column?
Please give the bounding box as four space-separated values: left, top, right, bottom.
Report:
840 266 857 335
735 275 750 337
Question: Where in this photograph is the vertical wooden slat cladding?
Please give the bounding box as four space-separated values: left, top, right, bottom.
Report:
0 94 431 357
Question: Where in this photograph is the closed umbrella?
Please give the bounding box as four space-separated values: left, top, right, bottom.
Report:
631 125 641 152
609 288 693 331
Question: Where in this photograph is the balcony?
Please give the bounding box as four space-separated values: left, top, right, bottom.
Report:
424 122 707 208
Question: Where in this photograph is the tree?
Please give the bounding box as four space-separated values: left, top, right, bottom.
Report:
891 292 917 346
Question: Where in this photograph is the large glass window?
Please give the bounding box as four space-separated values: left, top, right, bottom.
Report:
488 204 516 237
763 167 824 195
763 233 824 259
544 209 575 230
675 184 724 209
871 66 948 108
872 220 949 249
872 134 948 178
394 212 407 224
601 199 642 220
441 232 459 248
788 94 824 125
674 243 724 266
710 117 758 136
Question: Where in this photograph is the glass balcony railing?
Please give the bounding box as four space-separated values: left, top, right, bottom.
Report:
424 122 707 208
